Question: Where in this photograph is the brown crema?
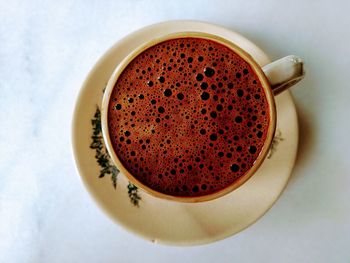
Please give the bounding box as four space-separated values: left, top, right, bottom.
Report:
108 37 270 197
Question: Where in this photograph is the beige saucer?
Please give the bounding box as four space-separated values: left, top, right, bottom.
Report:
71 20 298 246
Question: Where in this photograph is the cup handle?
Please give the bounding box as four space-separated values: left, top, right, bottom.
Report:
262 55 305 95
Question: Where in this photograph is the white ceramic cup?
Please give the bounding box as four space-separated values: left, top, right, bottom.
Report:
101 32 304 202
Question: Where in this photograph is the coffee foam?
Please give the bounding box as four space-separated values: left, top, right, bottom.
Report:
108 37 269 197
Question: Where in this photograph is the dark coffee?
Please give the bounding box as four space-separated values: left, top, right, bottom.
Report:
108 37 269 197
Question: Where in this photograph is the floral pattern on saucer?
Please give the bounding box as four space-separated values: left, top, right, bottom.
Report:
90 106 141 206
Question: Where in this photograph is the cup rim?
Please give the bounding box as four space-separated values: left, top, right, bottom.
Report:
101 32 277 203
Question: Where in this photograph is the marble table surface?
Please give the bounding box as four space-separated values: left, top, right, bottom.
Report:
1 0 349 262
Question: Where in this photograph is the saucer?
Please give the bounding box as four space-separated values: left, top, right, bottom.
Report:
71 20 298 246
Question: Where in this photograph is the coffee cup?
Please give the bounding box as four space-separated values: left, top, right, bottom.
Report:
101 32 304 202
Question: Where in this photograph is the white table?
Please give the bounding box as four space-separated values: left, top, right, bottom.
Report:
1 0 349 262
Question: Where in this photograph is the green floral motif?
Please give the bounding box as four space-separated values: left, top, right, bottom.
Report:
90 106 141 206
128 183 141 207
268 129 284 159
